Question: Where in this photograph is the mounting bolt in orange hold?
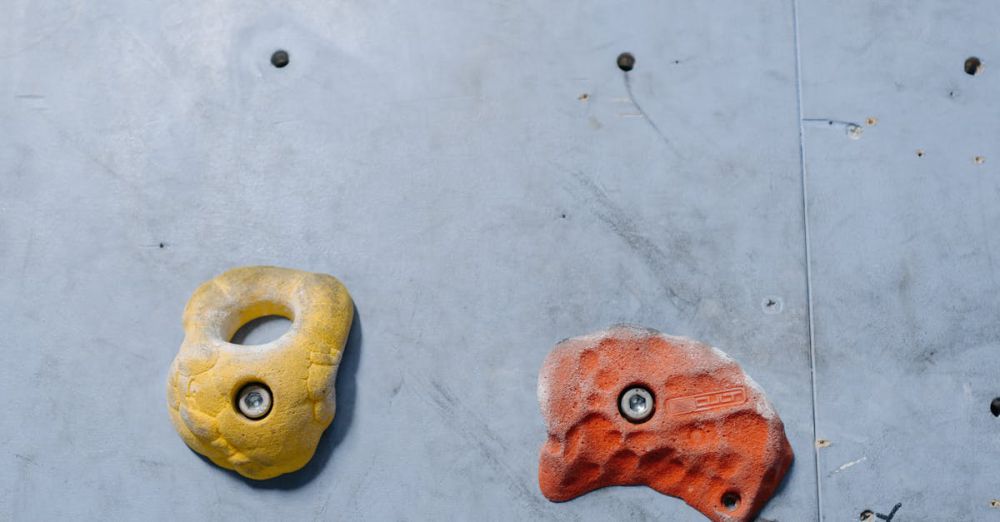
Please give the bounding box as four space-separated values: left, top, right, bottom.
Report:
537 325 793 522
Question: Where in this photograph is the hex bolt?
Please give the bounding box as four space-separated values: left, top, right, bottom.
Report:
237 383 273 420
619 386 655 423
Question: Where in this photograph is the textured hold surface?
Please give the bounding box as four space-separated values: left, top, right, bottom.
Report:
538 325 793 521
166 266 354 480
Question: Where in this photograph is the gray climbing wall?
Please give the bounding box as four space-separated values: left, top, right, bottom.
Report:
799 2 1000 520
0 0 995 520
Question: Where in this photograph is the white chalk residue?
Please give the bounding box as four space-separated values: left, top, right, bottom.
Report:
743 374 777 421
710 346 736 364
832 456 867 474
536 361 553 415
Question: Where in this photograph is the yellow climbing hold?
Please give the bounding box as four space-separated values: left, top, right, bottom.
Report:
166 266 354 480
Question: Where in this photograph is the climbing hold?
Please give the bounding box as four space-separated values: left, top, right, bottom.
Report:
166 266 354 480
537 325 793 522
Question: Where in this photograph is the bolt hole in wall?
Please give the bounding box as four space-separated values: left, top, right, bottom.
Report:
860 509 874 521
990 397 1000 417
271 49 290 68
617 52 635 71
964 56 982 76
230 315 292 345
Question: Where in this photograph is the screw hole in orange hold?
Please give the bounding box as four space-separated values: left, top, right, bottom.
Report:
721 491 740 511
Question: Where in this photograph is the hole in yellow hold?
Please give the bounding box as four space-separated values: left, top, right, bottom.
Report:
231 315 292 345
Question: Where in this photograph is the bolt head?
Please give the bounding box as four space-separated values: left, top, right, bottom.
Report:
237 383 273 420
619 386 654 422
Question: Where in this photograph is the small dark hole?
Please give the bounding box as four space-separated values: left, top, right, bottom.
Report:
990 397 1000 417
617 52 635 72
560 213 567 219
860 510 874 521
964 56 981 76
158 242 165 248
271 50 290 68
721 492 740 511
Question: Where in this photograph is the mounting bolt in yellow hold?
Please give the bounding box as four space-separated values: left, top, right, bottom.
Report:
166 266 354 480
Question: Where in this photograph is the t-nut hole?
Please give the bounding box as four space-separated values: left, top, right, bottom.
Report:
965 56 982 76
236 383 273 420
721 491 740 511
618 385 654 423
617 52 636 72
271 49 290 68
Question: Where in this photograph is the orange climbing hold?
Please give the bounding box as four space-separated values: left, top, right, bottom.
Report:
537 325 793 522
